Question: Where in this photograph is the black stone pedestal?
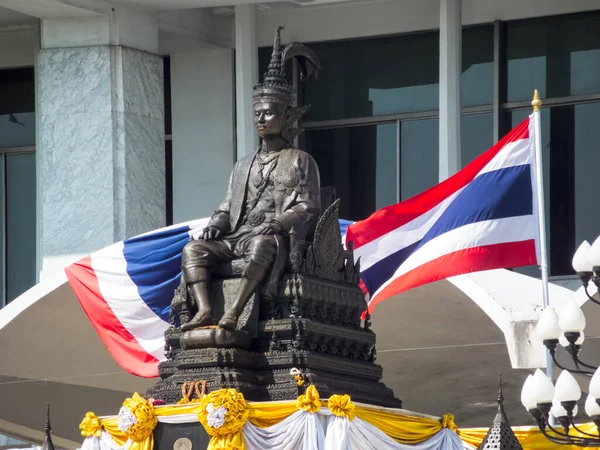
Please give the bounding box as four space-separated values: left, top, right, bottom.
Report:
153 422 210 450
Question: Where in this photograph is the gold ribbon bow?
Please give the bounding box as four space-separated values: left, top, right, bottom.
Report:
442 413 458 432
296 385 322 413
79 412 103 437
328 394 356 421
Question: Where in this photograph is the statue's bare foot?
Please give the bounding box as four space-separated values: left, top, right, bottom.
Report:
218 312 238 331
181 311 215 331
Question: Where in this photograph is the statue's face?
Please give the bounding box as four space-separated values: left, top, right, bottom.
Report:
254 102 289 137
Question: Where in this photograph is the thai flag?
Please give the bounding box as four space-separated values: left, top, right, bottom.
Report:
65 218 352 378
346 116 540 314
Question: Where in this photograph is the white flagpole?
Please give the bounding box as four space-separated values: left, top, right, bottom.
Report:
531 90 554 388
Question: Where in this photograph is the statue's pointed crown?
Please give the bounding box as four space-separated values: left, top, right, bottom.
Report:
253 26 296 107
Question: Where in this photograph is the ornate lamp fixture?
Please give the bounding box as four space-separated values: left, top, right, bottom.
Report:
521 237 600 446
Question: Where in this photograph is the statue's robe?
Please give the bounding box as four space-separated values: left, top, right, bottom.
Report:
181 148 321 290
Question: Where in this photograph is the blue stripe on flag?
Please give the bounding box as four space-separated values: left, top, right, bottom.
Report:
123 225 193 321
122 220 352 321
360 164 533 295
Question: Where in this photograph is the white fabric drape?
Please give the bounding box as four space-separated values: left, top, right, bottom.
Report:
244 410 326 450
79 407 466 450
79 432 131 450
318 409 464 450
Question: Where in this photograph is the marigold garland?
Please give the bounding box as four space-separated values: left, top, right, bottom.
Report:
198 388 249 450
328 394 356 421
296 385 322 413
119 392 158 442
79 412 103 437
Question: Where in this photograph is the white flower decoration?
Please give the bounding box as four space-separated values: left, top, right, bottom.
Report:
206 403 228 429
117 406 137 433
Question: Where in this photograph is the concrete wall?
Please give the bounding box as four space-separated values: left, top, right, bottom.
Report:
0 27 36 69
170 48 235 223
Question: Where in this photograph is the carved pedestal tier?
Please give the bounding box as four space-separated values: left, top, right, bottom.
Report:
146 201 402 408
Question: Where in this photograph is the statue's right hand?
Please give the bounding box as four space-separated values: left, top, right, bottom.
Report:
202 226 222 241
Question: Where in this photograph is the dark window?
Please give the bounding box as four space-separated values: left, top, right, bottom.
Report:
461 26 494 106
461 112 494 167
300 32 440 122
165 139 173 226
303 123 397 220
0 68 34 115
506 12 600 101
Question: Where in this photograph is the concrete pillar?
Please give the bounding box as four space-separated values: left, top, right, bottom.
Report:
439 0 462 181
235 4 259 159
37 11 165 279
171 49 235 223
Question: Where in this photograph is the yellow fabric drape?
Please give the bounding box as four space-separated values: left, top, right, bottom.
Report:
246 401 298 428
86 392 454 450
354 407 448 445
459 423 599 450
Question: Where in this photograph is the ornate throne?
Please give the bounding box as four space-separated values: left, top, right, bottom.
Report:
146 189 401 408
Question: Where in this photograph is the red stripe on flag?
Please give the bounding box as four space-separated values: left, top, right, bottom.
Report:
347 118 530 250
65 257 159 378
367 239 537 313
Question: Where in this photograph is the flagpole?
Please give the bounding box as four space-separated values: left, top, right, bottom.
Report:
532 90 554 390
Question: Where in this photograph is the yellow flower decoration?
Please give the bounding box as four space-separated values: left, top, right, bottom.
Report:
328 394 356 421
79 412 103 437
294 375 305 387
119 392 158 442
198 388 249 450
296 385 322 413
441 413 458 432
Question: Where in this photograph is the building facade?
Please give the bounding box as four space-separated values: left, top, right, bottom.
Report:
0 0 599 446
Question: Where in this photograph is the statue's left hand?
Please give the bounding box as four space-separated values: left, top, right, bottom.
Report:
253 224 274 235
254 221 283 236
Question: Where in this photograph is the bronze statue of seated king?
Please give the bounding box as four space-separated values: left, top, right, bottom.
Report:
179 26 321 334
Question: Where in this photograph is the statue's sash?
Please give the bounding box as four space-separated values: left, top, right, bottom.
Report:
229 150 259 231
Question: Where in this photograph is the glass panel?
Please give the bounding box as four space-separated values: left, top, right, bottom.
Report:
461 113 494 167
506 12 600 101
301 32 439 122
574 103 600 250
6 153 36 303
303 123 398 220
400 118 439 200
0 112 35 148
461 26 494 106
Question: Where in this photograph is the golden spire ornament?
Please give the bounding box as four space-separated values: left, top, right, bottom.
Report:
531 89 542 112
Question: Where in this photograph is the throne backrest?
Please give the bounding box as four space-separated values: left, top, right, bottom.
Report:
320 186 336 213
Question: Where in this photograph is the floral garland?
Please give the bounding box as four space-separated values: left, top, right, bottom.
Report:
117 393 158 442
197 388 249 450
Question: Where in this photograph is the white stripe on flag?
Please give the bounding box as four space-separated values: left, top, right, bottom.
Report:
477 135 533 176
91 242 168 361
371 214 537 302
